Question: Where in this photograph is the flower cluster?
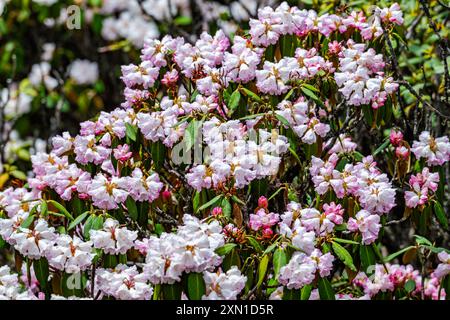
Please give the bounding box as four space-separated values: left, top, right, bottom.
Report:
142 215 224 284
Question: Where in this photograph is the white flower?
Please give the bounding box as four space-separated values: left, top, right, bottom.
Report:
68 60 99 85
47 235 94 274
90 219 137 255
202 266 247 300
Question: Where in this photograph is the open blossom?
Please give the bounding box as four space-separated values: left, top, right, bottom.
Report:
10 219 57 259
256 60 291 95
433 251 450 279
279 250 334 290
249 208 279 231
121 61 160 89
347 210 381 244
96 265 153 300
88 174 129 210
47 235 94 273
411 131 450 166
143 215 224 284
54 165 91 201
202 266 246 300
300 208 335 236
90 219 138 255
376 3 404 25
113 144 133 162
126 168 164 203
323 202 344 225
404 167 439 208
73 134 111 165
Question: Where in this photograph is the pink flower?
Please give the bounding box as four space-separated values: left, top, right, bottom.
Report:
249 208 280 231
390 130 403 146
323 202 344 225
211 207 223 216
258 196 268 209
377 3 404 25
113 144 133 162
411 131 450 166
161 69 179 87
347 210 381 244
395 146 409 160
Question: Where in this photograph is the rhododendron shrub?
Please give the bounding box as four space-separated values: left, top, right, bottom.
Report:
0 2 449 301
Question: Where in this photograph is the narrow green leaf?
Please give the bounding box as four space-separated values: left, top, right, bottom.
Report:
187 272 206 300
384 246 415 262
373 138 390 156
332 238 360 245
126 197 138 221
240 87 262 103
246 236 263 252
68 211 89 231
257 255 269 288
332 241 356 271
33 257 49 290
359 245 376 272
196 195 223 213
318 277 335 300
273 248 288 278
228 89 241 111
47 200 74 221
433 201 448 229
215 243 237 256
125 123 137 142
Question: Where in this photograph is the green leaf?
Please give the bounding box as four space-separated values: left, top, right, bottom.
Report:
240 87 262 103
221 198 232 218
21 214 35 228
215 243 237 256
33 257 49 290
301 86 324 107
301 83 319 92
332 238 360 245
61 272 86 298
359 245 376 272
187 273 206 300
318 277 335 300
246 236 263 252
301 284 313 300
373 138 390 156
185 119 203 151
126 197 138 221
384 246 415 262
273 248 288 278
433 201 448 229
231 195 245 205
404 279 416 293
68 211 89 231
150 141 165 171
257 254 269 288
40 201 48 217
413 235 433 246
228 89 241 111
196 195 223 213
282 288 301 300
10 170 27 180
174 16 192 26
162 283 183 300
332 241 356 271
222 248 241 271
125 123 137 142
263 242 278 255
275 113 290 127
47 200 74 221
